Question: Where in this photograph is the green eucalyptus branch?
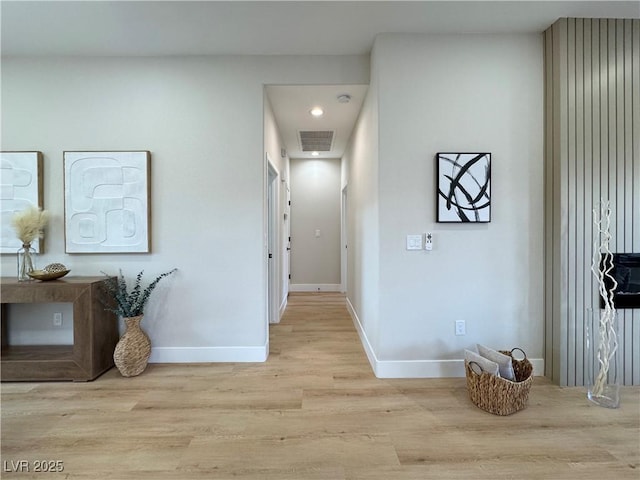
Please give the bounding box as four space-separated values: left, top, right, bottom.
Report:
101 269 177 318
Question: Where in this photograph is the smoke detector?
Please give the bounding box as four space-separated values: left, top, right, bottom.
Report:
337 94 351 104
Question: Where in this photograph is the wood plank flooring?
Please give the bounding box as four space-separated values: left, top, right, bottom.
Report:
1 293 639 479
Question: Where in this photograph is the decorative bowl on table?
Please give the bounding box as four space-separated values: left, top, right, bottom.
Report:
27 263 70 281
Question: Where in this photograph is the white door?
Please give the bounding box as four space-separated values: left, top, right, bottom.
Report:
282 181 291 302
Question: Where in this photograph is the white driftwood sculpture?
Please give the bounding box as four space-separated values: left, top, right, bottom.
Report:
589 201 618 398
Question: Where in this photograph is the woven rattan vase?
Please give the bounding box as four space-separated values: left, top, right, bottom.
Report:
113 315 151 377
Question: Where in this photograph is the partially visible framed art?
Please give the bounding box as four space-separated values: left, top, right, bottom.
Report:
437 152 491 223
0 151 44 253
64 151 151 253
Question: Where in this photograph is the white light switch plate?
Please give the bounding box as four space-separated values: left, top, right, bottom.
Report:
406 235 423 250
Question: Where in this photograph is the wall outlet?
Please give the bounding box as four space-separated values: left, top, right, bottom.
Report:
53 313 63 327
455 320 466 336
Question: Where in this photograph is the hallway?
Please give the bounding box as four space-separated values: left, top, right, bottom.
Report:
1 293 638 479
270 292 371 373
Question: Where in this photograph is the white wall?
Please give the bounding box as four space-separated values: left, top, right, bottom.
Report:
345 33 545 377
6 303 74 345
342 58 380 359
289 158 342 291
1 55 369 362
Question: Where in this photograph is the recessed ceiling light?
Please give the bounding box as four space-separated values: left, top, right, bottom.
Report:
310 107 324 117
311 151 320 156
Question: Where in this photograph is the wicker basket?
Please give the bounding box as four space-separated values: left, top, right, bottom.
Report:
465 348 533 416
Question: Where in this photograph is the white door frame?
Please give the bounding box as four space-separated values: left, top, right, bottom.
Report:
341 185 348 294
281 179 291 313
266 155 280 325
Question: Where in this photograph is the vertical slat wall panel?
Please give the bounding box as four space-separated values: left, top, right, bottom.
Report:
618 20 632 387
575 18 586 385
544 18 640 386
582 19 593 384
567 18 577 386
590 19 602 386
544 27 558 380
632 21 640 385
544 27 553 379
559 19 570 386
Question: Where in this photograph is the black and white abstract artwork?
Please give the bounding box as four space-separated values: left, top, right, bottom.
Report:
437 152 491 223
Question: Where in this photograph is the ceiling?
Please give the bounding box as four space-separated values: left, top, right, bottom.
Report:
2 1 638 56
2 1 638 160
266 85 368 159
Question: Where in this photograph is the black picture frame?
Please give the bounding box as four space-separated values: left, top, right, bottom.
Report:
437 152 491 223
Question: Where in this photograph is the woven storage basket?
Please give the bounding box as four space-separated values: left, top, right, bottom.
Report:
465 348 533 416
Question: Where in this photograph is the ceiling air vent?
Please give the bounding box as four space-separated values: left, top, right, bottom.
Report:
298 130 334 152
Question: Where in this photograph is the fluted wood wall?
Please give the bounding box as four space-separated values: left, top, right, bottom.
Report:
544 18 639 386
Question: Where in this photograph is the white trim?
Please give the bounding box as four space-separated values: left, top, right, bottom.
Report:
346 297 545 378
266 155 280 327
376 359 464 378
290 283 341 292
346 297 378 373
341 185 348 294
149 344 268 363
374 357 545 379
278 295 288 322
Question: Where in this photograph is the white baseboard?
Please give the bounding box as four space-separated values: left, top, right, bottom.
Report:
149 344 268 363
346 297 378 374
346 297 544 378
279 295 288 320
373 357 545 378
290 284 341 292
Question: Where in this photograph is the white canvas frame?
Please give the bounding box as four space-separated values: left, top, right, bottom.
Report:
64 151 151 253
0 151 44 253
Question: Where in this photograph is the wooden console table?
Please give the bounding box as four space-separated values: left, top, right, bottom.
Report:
1 277 119 381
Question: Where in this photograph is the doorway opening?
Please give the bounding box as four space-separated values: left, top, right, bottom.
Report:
263 84 368 350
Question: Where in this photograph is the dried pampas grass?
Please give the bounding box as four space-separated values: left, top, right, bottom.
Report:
12 206 49 244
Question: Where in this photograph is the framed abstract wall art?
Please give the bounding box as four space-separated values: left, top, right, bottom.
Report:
0 151 44 253
64 151 151 253
437 152 491 223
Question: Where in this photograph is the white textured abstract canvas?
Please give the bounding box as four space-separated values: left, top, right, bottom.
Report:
64 151 150 253
0 152 43 253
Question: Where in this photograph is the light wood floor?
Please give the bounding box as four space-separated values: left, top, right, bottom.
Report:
1 293 639 479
